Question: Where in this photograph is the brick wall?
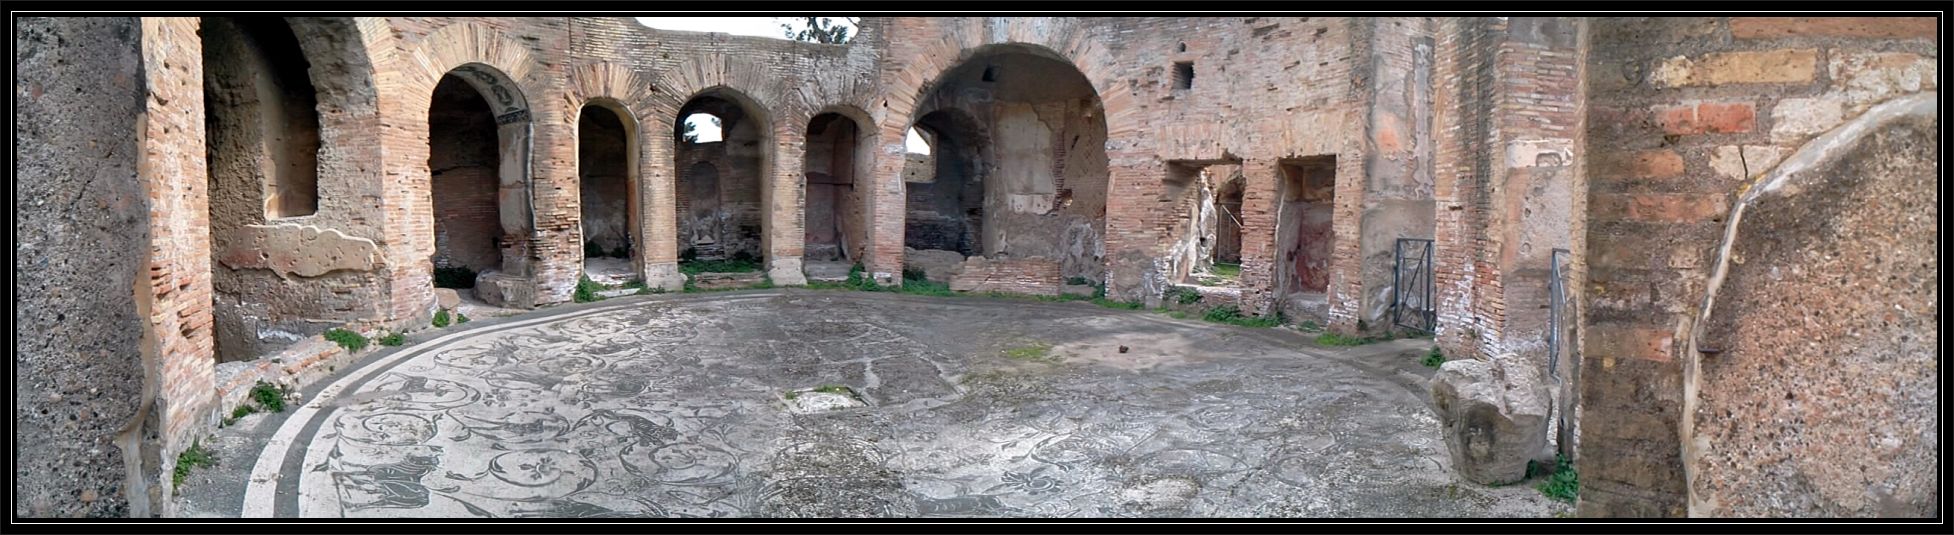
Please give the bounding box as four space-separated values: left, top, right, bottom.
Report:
949 257 1064 296
1581 16 1936 517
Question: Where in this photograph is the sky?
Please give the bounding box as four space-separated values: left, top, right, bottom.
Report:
634 17 854 40
641 17 927 153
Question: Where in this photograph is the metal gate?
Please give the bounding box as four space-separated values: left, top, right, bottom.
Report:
1390 238 1435 333
1546 248 1578 458
1546 248 1573 378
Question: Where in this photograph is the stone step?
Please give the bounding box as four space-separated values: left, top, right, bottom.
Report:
691 271 766 290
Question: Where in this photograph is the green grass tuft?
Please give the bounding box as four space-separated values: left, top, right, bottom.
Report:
1211 263 1242 279
1003 342 1058 363
1535 454 1579 503
1200 305 1282 328
378 332 405 347
1314 332 1371 346
432 309 451 328
230 404 257 420
1090 297 1145 310
1422 346 1447 368
677 257 764 276
323 328 368 353
172 440 216 489
1165 286 1203 305
250 381 287 413
574 274 605 303
456 312 470 324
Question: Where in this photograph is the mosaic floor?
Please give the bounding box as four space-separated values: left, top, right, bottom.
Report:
231 291 1566 518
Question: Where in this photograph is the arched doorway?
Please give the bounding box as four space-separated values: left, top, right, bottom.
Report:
578 103 638 287
426 64 533 307
673 91 769 282
902 45 1109 291
801 111 871 281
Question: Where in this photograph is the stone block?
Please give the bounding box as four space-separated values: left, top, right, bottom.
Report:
1596 150 1684 180
1709 145 1786 180
1695 102 1756 133
1828 51 1936 114
1428 353 1553 485
1652 49 1818 88
903 247 967 283
434 288 461 310
1729 17 1938 40
474 271 534 308
1771 97 1845 143
1593 194 1728 223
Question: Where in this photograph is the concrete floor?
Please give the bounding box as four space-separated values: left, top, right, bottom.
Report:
174 290 1570 518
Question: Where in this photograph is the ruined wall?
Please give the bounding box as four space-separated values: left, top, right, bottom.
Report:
1104 17 1362 314
1431 17 1587 366
904 110 988 256
15 17 153 518
913 50 1110 283
1577 16 1935 517
1352 17 1438 331
200 17 389 362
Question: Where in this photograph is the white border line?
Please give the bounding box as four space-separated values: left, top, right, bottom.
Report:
239 295 773 517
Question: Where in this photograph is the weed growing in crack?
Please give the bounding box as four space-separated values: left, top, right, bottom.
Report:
172 440 216 489
250 381 288 413
323 328 367 353
1422 346 1446 368
1535 454 1579 503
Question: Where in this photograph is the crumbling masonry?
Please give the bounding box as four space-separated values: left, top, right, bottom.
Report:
14 16 1937 518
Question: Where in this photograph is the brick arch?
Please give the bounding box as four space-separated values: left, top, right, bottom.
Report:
644 53 783 122
873 21 1141 288
567 62 659 279
880 20 1140 154
387 22 548 307
799 104 878 262
566 62 657 124
640 55 792 286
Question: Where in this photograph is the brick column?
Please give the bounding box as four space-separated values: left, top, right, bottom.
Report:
862 120 910 285
1234 158 1280 312
767 122 809 285
638 112 683 291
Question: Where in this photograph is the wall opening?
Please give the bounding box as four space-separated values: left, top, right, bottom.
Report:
903 112 985 257
908 45 1110 286
803 112 866 263
1172 61 1195 91
1275 156 1336 299
674 94 765 263
427 74 506 289
1165 162 1244 288
579 104 636 286
1214 176 1244 266
200 16 326 362
682 112 722 144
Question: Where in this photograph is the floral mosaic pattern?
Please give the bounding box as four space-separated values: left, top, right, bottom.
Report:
286 293 1566 518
